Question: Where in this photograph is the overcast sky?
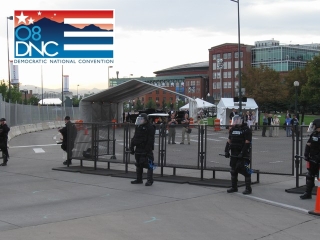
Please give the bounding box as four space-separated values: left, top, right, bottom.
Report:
0 0 319 91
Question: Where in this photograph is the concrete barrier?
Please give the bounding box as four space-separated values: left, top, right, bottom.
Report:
54 121 63 128
47 122 56 129
14 126 22 136
24 124 37 133
8 121 64 143
41 122 50 130
19 125 27 134
36 123 43 131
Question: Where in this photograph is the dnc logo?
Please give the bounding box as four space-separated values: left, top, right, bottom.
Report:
13 10 114 65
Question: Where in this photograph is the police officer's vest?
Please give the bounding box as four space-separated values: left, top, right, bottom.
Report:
310 130 320 157
230 125 246 151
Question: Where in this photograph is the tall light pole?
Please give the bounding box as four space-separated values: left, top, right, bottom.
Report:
294 81 299 115
77 84 80 99
217 58 223 99
231 0 242 113
7 16 13 101
108 66 113 88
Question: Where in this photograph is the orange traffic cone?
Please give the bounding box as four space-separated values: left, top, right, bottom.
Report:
309 167 320 216
84 127 88 135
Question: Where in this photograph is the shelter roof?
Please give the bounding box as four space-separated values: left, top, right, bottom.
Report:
81 79 191 103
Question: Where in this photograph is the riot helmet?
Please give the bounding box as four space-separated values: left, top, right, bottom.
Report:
307 118 320 132
135 113 148 126
231 114 243 126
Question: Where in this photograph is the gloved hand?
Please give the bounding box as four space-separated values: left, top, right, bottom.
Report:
238 152 243 158
225 152 230 158
130 147 135 155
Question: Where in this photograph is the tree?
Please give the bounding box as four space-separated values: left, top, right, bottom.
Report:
284 67 308 122
242 65 286 112
301 55 320 112
135 99 143 111
28 95 40 105
145 99 156 109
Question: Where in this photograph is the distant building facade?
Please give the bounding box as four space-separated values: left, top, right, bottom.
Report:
110 39 320 106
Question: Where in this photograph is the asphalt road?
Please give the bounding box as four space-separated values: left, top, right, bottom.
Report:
0 129 318 240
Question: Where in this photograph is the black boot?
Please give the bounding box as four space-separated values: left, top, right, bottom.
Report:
145 168 153 186
131 167 143 184
227 176 238 193
300 192 312 199
0 154 8 166
243 177 252 195
63 159 72 165
300 178 314 199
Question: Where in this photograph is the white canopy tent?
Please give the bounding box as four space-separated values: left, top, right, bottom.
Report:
38 98 62 105
217 98 259 126
180 98 214 110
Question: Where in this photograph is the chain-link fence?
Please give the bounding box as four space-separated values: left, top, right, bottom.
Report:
0 99 80 126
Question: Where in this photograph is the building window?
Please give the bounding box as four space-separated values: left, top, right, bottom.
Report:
213 62 217 70
234 70 239 78
223 53 228 59
213 72 217 79
227 71 231 78
223 72 227 78
235 51 243 58
213 82 217 89
156 90 159 94
212 54 216 60
227 82 232 88
227 61 231 69
217 82 221 89
223 82 228 88
217 72 221 78
227 53 231 59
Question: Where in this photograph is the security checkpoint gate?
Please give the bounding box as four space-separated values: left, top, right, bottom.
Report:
56 122 261 188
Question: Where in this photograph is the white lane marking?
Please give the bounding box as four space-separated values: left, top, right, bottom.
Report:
10 144 59 148
33 148 45 153
240 194 309 213
207 138 221 142
269 161 284 163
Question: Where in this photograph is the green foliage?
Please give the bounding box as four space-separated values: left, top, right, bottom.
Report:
135 99 143 111
145 99 156 109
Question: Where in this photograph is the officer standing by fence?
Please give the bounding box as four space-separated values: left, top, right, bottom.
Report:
0 118 10 166
59 116 77 165
224 114 253 195
300 119 320 199
130 113 156 186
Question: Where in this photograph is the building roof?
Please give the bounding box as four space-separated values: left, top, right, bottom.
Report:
154 61 209 74
38 98 62 105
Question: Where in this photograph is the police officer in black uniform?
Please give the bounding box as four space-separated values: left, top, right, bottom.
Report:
224 114 253 194
0 118 10 166
130 113 156 186
300 119 320 199
59 116 77 165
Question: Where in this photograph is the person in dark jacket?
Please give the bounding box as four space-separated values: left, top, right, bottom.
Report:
130 113 156 186
224 115 253 195
59 116 77 165
0 118 10 166
300 119 320 199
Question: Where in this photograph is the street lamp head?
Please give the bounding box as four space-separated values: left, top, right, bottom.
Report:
108 66 113 69
7 16 13 20
207 93 210 97
293 81 299 87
